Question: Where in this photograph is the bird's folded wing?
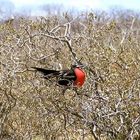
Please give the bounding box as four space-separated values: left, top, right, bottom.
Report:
61 70 76 80
58 79 71 86
62 75 76 79
32 67 59 75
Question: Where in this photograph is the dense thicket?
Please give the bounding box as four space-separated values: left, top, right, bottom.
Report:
0 10 140 140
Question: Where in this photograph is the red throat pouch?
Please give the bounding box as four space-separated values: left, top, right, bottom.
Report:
73 68 86 87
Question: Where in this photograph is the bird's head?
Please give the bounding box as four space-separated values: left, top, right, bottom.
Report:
71 57 88 69
71 62 86 69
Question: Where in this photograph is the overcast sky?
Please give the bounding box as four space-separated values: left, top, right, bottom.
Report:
0 0 140 18
9 0 140 10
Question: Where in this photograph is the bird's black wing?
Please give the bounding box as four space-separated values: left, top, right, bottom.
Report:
58 69 76 86
58 79 70 86
60 69 76 81
32 67 59 78
32 67 77 86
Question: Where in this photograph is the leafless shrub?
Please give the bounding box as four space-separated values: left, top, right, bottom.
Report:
0 10 140 140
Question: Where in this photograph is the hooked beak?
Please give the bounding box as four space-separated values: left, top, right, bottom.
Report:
71 63 87 69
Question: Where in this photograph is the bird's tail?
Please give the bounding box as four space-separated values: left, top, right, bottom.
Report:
32 67 60 78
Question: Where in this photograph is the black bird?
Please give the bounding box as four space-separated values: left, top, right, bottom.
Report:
32 64 86 87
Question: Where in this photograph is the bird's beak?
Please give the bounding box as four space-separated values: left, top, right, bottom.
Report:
77 63 87 68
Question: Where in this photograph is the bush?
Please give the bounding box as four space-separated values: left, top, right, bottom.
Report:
0 10 140 140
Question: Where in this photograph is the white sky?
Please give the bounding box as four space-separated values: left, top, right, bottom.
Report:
0 0 140 18
10 0 103 10
10 0 140 10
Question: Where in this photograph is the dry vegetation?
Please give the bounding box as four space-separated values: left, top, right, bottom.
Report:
0 10 140 140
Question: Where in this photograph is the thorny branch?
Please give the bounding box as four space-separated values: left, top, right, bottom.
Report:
38 23 80 64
